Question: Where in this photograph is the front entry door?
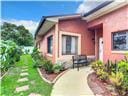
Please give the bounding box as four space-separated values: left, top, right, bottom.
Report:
99 37 103 61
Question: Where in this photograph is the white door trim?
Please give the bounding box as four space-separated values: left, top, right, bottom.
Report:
99 37 103 61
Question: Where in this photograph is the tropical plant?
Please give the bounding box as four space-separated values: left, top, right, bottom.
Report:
118 60 128 95
109 72 124 87
109 72 124 95
91 60 103 71
52 64 63 73
43 60 53 74
0 40 23 74
31 47 44 68
91 60 108 81
97 68 108 81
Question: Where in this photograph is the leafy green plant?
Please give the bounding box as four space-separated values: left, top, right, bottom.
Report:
109 72 124 95
91 60 108 81
31 47 44 68
109 72 123 87
91 60 103 71
43 60 53 74
0 40 23 74
97 68 108 81
118 60 128 95
52 64 63 73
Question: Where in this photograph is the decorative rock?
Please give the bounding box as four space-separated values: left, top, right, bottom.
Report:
29 93 42 96
20 72 29 76
17 77 28 82
15 85 29 92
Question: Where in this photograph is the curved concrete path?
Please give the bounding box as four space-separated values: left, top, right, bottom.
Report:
51 66 94 96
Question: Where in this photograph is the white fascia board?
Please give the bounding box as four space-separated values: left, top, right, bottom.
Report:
46 14 81 22
38 20 56 36
82 1 128 22
46 18 58 22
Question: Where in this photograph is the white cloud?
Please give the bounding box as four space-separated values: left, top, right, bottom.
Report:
1 19 39 36
76 0 107 14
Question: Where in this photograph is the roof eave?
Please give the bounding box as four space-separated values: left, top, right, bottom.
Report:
82 1 128 22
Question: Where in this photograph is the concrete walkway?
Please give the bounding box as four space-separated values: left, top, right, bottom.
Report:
51 66 94 96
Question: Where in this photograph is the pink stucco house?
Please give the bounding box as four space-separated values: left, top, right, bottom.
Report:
35 1 128 67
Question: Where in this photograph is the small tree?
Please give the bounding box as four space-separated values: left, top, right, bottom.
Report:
1 22 34 46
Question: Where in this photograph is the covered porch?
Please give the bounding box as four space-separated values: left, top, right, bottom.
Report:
88 23 103 61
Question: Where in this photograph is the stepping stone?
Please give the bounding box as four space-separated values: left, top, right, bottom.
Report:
17 77 28 82
29 93 41 96
21 69 28 72
22 66 28 69
20 72 29 76
15 85 29 92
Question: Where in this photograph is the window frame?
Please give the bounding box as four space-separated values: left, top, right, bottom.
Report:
62 35 78 55
111 30 128 51
47 35 53 54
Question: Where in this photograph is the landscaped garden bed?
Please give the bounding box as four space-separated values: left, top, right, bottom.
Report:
31 48 66 83
88 56 128 96
88 72 115 96
39 68 66 83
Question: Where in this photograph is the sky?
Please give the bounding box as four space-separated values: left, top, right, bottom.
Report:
1 0 105 35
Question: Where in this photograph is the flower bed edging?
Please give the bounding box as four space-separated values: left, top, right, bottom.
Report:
52 69 69 84
0 70 9 80
37 68 69 84
37 68 52 84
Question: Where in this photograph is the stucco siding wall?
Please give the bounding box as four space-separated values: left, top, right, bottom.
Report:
88 5 128 63
58 18 95 57
39 26 55 63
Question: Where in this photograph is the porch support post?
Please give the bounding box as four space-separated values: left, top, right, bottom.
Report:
55 23 59 63
95 29 98 60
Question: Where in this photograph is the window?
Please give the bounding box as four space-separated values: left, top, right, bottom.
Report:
112 31 128 50
62 35 78 55
47 35 53 54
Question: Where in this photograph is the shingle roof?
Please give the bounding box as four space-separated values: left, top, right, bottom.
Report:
35 1 113 38
84 1 113 17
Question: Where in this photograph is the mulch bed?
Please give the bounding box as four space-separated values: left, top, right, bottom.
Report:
39 68 65 82
87 72 118 96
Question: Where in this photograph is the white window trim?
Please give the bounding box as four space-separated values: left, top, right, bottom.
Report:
46 53 53 57
112 31 128 50
111 50 128 54
59 31 81 58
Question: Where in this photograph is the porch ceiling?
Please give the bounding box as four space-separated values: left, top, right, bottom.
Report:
37 20 56 36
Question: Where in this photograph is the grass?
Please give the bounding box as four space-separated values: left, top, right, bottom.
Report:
1 54 52 96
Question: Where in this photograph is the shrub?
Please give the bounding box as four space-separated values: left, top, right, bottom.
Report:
106 60 118 74
91 60 103 71
109 72 123 87
91 60 108 81
97 68 108 81
109 72 124 95
31 47 44 68
43 60 53 74
52 64 63 73
0 40 23 74
118 60 128 95
33 59 43 68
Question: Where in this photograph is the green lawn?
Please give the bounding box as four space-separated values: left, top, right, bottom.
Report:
1 54 52 96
